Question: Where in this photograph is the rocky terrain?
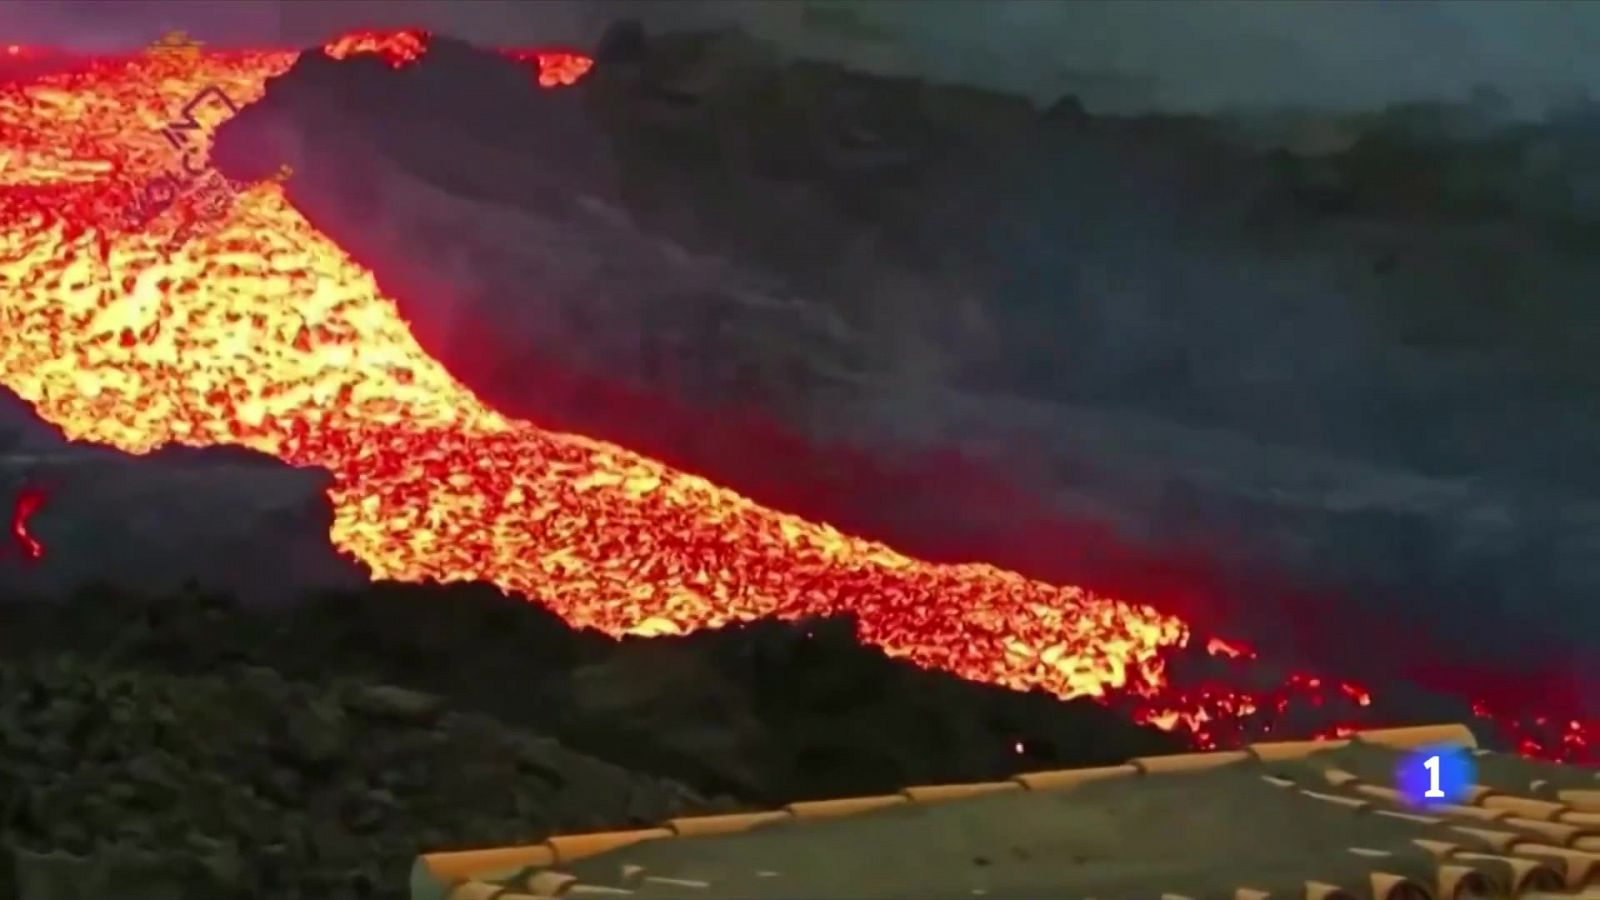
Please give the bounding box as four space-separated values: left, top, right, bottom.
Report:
210 26 1600 706
0 580 1180 900
0 390 367 605
0 653 716 900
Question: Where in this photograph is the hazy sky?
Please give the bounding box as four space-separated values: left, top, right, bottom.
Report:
4 0 1599 112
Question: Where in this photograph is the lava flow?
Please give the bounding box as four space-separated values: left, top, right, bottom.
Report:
0 33 1589 760
9 486 45 560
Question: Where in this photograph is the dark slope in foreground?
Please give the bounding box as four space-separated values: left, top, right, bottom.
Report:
0 582 1180 805
0 654 716 900
0 581 1178 898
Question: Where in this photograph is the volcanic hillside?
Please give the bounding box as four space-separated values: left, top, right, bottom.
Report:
0 29 1589 762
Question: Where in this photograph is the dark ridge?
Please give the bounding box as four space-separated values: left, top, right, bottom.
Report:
0 580 1182 806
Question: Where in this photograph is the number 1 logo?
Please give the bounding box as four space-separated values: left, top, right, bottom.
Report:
1422 754 1445 798
1399 744 1473 806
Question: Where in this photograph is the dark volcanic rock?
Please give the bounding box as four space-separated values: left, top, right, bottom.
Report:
0 388 63 451
0 579 1187 895
0 579 1517 896
563 614 1181 804
0 581 1182 810
0 387 365 604
343 684 445 725
0 654 713 900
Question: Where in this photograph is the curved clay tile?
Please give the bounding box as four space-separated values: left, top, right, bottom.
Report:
1484 796 1569 821
1434 863 1491 900
1369 871 1433 900
1354 725 1478 750
1449 826 1523 853
1451 853 1564 897
1304 879 1358 900
1509 844 1600 889
900 781 1021 803
1427 803 1507 823
783 794 906 819
521 871 578 896
420 845 557 882
1012 763 1138 791
666 811 791 838
1561 790 1600 812
546 829 674 866
1503 817 1583 846
1250 739 1351 762
1131 750 1250 775
446 882 506 900
1563 812 1600 829
1506 859 1567 897
1234 889 1272 900
1411 839 1461 860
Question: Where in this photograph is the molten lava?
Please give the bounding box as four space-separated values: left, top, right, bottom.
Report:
9 486 45 560
0 32 1588 760
321 28 594 86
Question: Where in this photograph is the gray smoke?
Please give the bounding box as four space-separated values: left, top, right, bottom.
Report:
6 0 1600 113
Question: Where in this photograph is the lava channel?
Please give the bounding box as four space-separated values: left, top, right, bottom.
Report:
0 30 1588 762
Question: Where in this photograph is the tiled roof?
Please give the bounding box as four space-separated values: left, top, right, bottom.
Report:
413 724 1600 900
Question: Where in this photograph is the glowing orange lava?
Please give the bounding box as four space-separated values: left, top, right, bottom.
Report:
322 28 594 87
322 29 429 68
0 32 1588 761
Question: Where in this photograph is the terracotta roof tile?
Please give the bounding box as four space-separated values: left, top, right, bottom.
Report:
546 829 674 866
412 724 1599 900
665 811 792 839
782 794 907 819
900 780 1021 803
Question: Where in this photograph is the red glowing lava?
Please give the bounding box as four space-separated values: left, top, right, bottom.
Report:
322 27 594 87
0 30 1588 761
10 487 45 561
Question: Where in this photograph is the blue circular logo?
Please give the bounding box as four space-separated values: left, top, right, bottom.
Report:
1396 744 1475 807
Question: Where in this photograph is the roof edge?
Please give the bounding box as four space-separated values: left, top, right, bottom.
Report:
414 722 1483 896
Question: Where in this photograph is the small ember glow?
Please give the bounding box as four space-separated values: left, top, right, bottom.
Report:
10 487 45 561
1205 637 1255 659
0 29 1588 762
502 48 595 87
